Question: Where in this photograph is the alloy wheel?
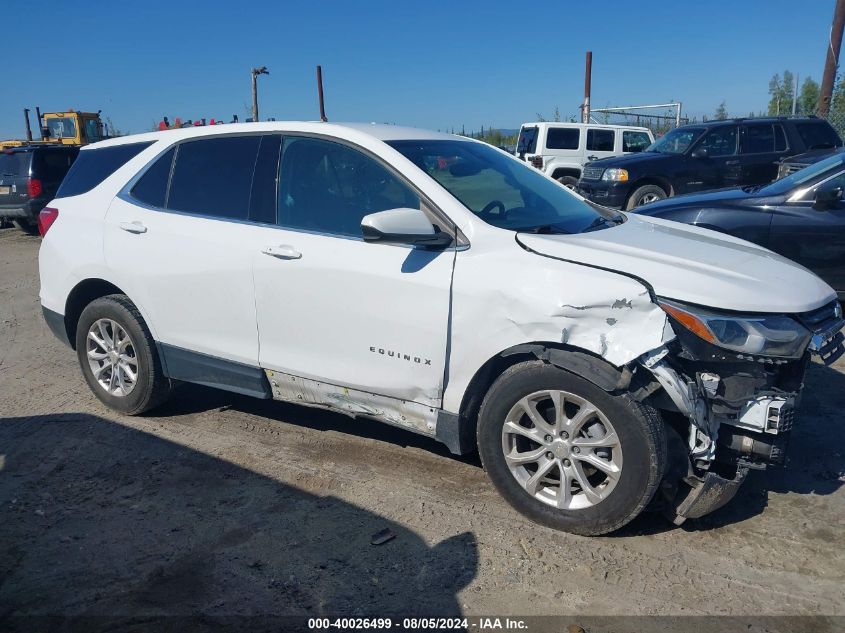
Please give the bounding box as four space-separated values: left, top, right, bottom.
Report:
501 390 623 510
86 318 139 397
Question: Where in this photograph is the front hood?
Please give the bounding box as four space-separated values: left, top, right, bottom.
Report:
587 151 668 168
517 215 836 314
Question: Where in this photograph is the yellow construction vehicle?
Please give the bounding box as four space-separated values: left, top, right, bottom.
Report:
1 108 106 149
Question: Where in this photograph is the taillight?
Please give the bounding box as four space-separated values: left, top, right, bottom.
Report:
27 178 43 198
530 155 543 169
38 207 59 236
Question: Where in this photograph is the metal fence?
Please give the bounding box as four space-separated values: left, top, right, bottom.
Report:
822 109 845 140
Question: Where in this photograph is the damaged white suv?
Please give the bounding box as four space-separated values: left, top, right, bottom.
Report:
39 122 845 535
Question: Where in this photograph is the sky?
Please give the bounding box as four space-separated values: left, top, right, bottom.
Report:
0 0 838 139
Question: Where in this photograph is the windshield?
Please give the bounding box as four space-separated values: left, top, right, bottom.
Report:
516 126 538 155
646 127 704 154
46 117 78 139
0 152 31 177
759 153 845 196
388 139 621 234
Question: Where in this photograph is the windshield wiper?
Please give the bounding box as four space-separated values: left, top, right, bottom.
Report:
582 214 623 233
516 224 572 234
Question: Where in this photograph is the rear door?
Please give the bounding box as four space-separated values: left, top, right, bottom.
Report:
104 134 281 374
740 122 787 185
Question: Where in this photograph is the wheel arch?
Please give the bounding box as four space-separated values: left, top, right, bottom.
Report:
449 342 632 455
550 167 582 181
63 278 154 349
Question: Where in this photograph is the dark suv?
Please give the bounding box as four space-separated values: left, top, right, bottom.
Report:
0 145 79 233
577 117 842 210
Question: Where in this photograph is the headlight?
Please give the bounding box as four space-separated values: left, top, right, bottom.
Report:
601 168 628 182
659 299 812 359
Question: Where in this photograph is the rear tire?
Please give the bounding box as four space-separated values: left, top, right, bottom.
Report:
13 219 38 235
556 175 579 190
477 360 666 535
75 294 171 415
625 184 667 210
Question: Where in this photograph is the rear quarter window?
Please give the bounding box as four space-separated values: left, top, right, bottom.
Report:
36 149 79 181
796 121 842 150
57 142 152 198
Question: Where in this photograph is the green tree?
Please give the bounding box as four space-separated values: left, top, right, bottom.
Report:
798 77 820 115
767 71 795 115
831 75 845 115
714 101 728 120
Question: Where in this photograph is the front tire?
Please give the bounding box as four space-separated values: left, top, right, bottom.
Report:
625 184 667 210
477 361 666 535
556 175 579 190
75 294 171 415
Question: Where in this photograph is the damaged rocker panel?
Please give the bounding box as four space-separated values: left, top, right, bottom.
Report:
265 370 439 437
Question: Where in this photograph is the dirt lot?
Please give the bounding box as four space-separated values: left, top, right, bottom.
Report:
1 227 844 627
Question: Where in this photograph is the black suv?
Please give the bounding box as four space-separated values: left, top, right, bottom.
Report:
577 117 842 210
0 145 79 233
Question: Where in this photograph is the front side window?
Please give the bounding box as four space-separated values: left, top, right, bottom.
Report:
698 126 737 156
546 128 580 150
277 137 419 237
168 136 261 220
587 129 614 152
623 131 651 153
57 142 152 198
389 139 619 234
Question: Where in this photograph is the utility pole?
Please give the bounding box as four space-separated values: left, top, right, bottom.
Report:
251 66 269 122
792 72 799 115
581 51 592 123
818 0 845 116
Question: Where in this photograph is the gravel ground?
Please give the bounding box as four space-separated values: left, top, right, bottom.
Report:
1 227 844 628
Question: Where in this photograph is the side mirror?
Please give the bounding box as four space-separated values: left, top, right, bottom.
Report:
690 147 709 159
813 185 843 210
361 208 453 248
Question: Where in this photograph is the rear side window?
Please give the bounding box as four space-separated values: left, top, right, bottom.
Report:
0 151 32 177
743 123 788 153
545 128 580 150
587 129 614 151
167 136 261 220
796 121 842 150
623 131 651 153
517 126 539 154
57 142 152 197
131 147 175 208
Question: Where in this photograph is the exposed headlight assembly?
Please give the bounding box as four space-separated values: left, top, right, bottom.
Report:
659 299 812 359
601 168 629 182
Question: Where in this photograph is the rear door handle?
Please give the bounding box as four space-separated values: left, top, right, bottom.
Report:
261 245 302 260
119 221 147 234
725 160 740 165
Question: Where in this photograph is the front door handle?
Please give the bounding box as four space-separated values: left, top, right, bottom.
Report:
261 245 302 260
119 221 147 234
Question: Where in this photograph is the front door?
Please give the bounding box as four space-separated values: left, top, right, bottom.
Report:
254 136 454 407
769 171 845 297
684 125 741 192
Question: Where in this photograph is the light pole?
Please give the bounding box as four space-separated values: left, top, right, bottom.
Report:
251 66 269 122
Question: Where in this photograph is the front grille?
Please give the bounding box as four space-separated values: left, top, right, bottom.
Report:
582 165 604 180
797 299 842 331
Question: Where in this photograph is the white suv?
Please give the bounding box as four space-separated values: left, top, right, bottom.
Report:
516 122 654 188
39 122 843 535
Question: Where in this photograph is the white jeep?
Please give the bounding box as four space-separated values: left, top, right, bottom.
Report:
517 122 654 188
38 122 843 535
